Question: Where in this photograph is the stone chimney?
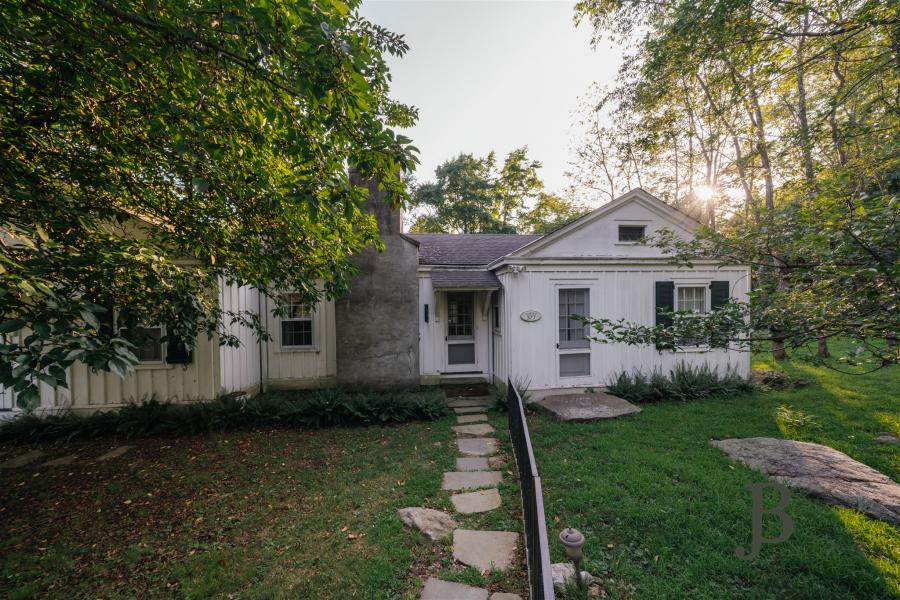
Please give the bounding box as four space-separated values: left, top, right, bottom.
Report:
333 170 420 389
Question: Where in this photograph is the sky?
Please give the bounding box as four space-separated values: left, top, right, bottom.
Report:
358 0 625 196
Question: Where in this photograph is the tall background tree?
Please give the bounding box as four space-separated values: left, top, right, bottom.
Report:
0 0 418 407
572 0 899 367
410 146 585 233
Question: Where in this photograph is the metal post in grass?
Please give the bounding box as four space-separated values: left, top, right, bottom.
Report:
559 527 586 588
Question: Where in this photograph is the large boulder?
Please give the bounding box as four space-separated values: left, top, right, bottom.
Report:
711 437 900 525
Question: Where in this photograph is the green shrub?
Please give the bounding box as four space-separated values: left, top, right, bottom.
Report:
607 363 752 403
0 388 449 443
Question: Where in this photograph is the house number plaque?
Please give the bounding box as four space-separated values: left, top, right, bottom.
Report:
520 310 542 322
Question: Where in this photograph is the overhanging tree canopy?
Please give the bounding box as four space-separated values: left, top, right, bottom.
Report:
0 0 418 407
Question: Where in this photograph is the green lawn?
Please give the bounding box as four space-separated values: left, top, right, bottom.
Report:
530 352 899 599
0 416 460 599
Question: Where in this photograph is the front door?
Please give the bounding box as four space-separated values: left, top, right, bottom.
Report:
445 292 477 372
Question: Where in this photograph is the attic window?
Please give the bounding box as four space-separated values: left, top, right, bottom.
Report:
618 225 646 242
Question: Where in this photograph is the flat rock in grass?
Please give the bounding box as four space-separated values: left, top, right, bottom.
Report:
447 396 494 409
538 393 640 422
397 507 456 540
457 414 488 424
551 563 594 589
490 594 523 600
875 433 899 446
456 457 489 471
442 471 503 491
420 577 488 600
0 449 45 469
457 438 498 457
95 446 132 462
454 406 488 415
453 529 518 571
452 424 496 437
43 454 78 467
451 488 502 514
712 437 900 525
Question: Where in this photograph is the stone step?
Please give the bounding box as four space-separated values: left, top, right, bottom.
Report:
453 529 519 571
447 397 493 409
451 488 502 514
454 406 488 415
420 577 487 600
456 457 489 471
442 471 503 491
457 437 498 457
452 423 495 437
457 414 488 424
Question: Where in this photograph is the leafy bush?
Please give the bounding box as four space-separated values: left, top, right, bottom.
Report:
0 388 449 443
607 363 752 403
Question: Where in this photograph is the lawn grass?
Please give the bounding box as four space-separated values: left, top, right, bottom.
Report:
530 348 899 599
0 415 459 599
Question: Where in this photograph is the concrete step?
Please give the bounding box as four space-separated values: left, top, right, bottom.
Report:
456 457 489 471
457 414 488 424
420 577 487 600
457 437 499 457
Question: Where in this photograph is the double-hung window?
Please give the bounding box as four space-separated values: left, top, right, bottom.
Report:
675 285 707 346
281 293 314 348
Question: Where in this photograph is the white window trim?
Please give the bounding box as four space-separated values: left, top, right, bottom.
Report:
615 223 648 245
673 283 710 351
557 285 591 350
278 294 318 352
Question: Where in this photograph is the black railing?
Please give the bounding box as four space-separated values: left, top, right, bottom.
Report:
508 378 555 600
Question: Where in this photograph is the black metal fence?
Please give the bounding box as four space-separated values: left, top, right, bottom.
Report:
507 378 555 600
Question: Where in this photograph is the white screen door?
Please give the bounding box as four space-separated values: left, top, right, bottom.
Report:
446 292 477 371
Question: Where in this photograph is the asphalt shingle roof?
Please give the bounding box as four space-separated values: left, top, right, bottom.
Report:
406 233 542 266
431 269 501 290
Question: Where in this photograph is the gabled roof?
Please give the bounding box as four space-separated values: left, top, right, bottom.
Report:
407 233 542 266
498 188 699 261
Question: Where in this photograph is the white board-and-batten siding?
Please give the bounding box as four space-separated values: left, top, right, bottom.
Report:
218 281 262 396
262 295 337 389
496 264 751 390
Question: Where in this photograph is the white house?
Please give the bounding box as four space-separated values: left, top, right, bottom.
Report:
1 188 750 414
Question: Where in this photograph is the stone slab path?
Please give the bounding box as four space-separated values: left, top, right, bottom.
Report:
455 406 489 415
453 529 519 571
96 446 132 461
416 395 521 599
457 438 499 457
456 457 489 471
457 414 488 424
452 424 496 437
442 471 503 491
0 450 44 469
451 488 502 514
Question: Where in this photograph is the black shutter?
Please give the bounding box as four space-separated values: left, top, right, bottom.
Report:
165 336 193 364
655 281 675 327
710 281 730 310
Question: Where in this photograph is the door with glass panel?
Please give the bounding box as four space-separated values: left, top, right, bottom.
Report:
558 288 591 382
445 292 477 372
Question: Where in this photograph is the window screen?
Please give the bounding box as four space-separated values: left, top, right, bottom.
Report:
559 353 590 377
447 293 474 338
677 286 707 313
618 225 646 241
448 343 476 365
559 288 590 349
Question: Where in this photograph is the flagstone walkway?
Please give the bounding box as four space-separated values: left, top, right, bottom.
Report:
418 395 522 600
